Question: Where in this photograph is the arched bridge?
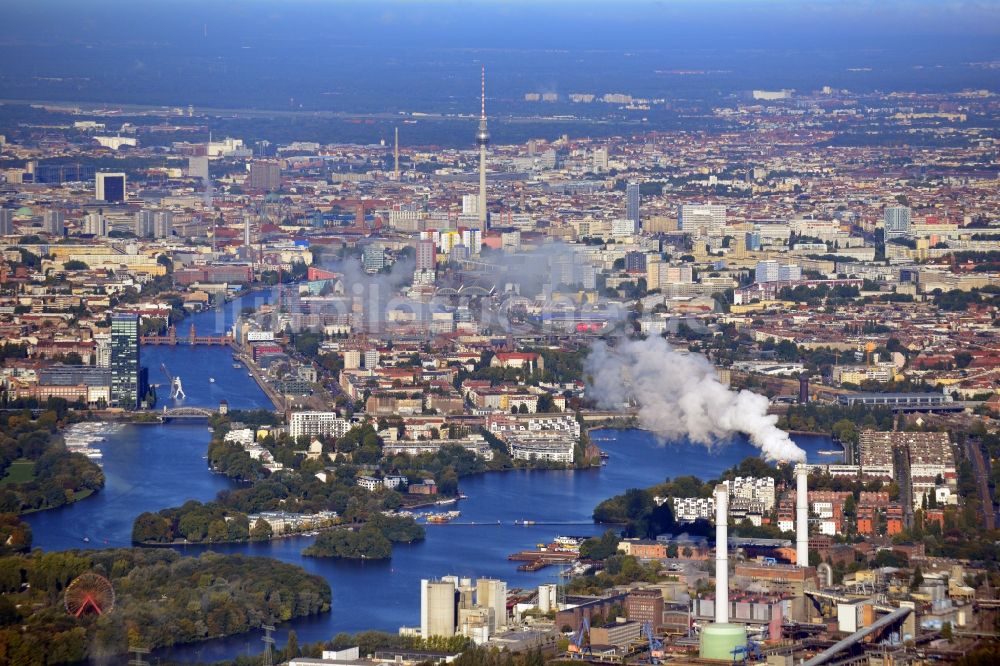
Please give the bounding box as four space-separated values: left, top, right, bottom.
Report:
159 406 216 420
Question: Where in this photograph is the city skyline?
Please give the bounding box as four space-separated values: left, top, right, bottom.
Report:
0 1 997 664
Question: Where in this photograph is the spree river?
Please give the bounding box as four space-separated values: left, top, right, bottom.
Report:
27 296 835 662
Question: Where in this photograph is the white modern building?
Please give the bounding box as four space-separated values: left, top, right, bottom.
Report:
678 204 726 237
884 206 911 239
288 411 352 439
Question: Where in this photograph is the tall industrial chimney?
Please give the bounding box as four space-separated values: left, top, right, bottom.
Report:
796 465 809 566
714 483 729 624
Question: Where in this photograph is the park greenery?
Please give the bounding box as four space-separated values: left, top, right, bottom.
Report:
303 514 425 560
0 515 31 556
303 525 391 559
0 410 105 514
0 549 330 665
777 403 894 447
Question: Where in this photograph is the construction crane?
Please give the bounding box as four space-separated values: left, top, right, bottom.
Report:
642 622 664 664
567 617 592 659
160 363 185 400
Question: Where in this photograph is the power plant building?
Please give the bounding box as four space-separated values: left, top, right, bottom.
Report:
476 578 507 633
421 579 457 638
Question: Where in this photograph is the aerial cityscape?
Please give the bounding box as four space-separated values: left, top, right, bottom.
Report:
1 1 999 665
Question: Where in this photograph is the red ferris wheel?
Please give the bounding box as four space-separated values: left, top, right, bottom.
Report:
64 573 116 618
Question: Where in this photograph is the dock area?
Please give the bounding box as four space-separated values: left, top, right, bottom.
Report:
508 549 577 571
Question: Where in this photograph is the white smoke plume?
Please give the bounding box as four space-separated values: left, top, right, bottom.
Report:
586 336 806 462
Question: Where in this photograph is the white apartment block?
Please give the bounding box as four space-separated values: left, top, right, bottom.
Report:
288 411 353 439
728 476 776 511
507 436 575 464
671 496 715 523
486 413 581 439
224 428 256 446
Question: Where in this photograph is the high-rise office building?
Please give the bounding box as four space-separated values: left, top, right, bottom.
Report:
626 181 641 225
779 264 802 281
416 238 437 271
154 210 173 238
248 160 281 191
187 156 209 182
95 172 126 202
461 194 479 216
84 212 107 237
110 313 140 409
678 204 727 237
592 147 609 172
755 260 801 283
135 209 156 238
461 228 482 254
362 244 385 273
94 333 112 368
0 208 13 235
884 206 911 239
625 250 647 273
43 209 65 236
755 260 780 284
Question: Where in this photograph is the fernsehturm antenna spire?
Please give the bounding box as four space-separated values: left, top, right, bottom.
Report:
476 66 490 228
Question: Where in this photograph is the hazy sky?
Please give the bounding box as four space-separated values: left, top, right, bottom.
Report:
3 0 999 48
0 0 995 111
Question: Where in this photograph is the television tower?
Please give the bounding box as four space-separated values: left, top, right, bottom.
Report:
476 66 490 228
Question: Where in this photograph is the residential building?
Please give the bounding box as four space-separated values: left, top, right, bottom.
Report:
288 411 352 439
248 160 281 191
884 206 911 239
625 251 647 274
416 239 436 271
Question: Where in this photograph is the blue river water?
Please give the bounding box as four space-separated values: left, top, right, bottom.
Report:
27 297 835 662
